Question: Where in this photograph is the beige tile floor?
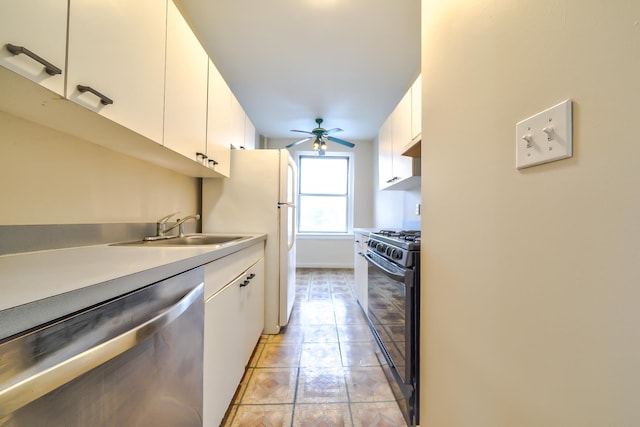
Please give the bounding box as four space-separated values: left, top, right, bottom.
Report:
221 268 408 427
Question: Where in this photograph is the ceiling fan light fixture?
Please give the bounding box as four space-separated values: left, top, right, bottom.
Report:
286 118 355 152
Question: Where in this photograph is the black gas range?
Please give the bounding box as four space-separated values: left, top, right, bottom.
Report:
364 229 420 426
367 230 421 268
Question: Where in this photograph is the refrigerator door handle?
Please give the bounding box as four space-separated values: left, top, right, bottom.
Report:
287 205 296 250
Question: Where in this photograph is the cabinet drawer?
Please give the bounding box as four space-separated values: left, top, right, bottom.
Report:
203 242 264 299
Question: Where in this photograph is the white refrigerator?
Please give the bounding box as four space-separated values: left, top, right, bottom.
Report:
202 149 297 334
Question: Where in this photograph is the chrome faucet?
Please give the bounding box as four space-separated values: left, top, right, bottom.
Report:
164 214 201 237
146 212 200 240
156 212 180 238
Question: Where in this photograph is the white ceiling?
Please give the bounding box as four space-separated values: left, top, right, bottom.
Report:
175 0 421 142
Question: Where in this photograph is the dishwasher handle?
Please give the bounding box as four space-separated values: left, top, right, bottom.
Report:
0 283 203 419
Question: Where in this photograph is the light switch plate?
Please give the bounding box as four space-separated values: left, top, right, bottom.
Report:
516 99 572 169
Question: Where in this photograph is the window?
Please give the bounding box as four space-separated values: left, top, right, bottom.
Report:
297 153 353 234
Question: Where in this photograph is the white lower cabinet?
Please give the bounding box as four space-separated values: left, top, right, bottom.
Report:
354 232 369 308
203 243 265 427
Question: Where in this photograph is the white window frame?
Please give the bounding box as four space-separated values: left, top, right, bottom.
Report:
296 151 354 236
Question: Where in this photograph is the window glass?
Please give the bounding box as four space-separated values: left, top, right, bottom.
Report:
299 195 347 233
297 154 351 234
299 157 348 194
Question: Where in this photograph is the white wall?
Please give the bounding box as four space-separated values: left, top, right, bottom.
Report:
295 235 355 269
265 137 374 268
421 1 640 425
0 111 200 225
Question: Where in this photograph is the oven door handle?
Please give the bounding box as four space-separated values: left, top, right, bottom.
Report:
0 283 203 418
364 253 406 282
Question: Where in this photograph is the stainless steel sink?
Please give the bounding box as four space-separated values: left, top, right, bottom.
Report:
111 234 248 247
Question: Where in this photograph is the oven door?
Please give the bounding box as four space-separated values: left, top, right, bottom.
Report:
364 251 416 388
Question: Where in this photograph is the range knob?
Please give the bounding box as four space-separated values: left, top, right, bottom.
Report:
391 249 403 260
376 242 386 252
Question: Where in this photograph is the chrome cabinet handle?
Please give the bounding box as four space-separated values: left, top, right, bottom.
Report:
5 43 62 76
77 84 114 105
0 284 203 418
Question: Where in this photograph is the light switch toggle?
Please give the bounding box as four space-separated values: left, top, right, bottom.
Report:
515 99 572 169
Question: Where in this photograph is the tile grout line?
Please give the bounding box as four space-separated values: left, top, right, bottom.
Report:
222 269 406 426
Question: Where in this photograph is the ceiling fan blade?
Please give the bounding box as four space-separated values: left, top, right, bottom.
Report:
290 130 315 136
327 136 355 148
324 128 343 135
286 137 311 148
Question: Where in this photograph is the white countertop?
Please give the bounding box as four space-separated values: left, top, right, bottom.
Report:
354 228 379 236
0 234 266 340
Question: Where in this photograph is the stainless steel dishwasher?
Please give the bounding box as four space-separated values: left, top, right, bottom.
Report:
0 267 204 427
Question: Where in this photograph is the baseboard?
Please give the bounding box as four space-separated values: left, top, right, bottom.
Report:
296 262 354 269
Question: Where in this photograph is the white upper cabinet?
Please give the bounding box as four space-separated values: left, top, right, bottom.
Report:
244 116 256 149
230 94 246 149
411 74 422 141
393 90 413 167
1 0 249 178
206 60 232 177
66 0 166 144
378 115 394 190
0 0 67 96
379 87 420 190
164 1 208 163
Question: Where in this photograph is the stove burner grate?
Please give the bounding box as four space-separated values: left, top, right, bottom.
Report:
376 230 421 242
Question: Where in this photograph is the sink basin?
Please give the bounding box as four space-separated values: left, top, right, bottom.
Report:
112 234 248 247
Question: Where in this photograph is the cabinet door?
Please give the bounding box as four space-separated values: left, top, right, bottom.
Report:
204 276 244 427
203 257 265 427
392 90 413 181
206 59 231 177
243 116 256 149
230 94 246 149
353 234 368 307
67 0 166 143
411 74 422 140
164 0 208 162
0 0 67 96
378 115 394 190
242 258 265 358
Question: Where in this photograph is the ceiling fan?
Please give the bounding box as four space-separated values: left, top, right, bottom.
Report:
286 118 355 155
